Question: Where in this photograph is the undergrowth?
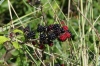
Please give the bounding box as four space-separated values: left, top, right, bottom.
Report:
0 0 100 66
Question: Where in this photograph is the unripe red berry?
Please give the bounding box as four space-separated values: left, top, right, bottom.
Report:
62 26 68 31
58 32 67 42
32 41 36 45
48 41 53 47
9 32 14 38
39 44 45 49
58 31 71 42
61 64 64 66
65 31 71 38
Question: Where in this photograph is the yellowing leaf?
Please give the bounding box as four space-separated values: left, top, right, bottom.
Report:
13 29 23 34
0 36 9 44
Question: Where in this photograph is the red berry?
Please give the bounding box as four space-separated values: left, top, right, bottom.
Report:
58 31 71 41
9 32 14 38
61 64 64 66
48 43 53 47
32 41 36 45
65 31 71 38
28 0 32 2
62 26 68 31
39 44 45 49
61 21 65 25
58 33 67 42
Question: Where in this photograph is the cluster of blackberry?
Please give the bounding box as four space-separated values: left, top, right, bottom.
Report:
37 24 72 48
23 24 72 49
24 26 36 39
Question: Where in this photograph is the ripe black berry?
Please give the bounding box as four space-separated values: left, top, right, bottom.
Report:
40 33 47 41
42 39 48 44
23 26 31 33
37 24 46 32
54 63 60 66
60 27 65 33
54 29 61 36
48 32 56 40
53 24 60 30
26 30 35 39
47 24 54 31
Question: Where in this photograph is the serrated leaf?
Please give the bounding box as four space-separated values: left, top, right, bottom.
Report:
0 36 9 44
12 41 21 49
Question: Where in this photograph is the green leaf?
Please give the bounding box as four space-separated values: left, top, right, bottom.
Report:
16 35 25 42
12 41 21 49
11 49 19 56
0 36 9 44
13 29 23 34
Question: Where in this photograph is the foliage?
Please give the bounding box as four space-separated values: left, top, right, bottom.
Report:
0 0 100 66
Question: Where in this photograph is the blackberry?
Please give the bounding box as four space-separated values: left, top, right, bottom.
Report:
58 32 67 42
28 0 32 2
39 44 45 49
58 30 72 41
60 27 65 33
61 64 64 66
32 41 36 45
53 24 60 30
47 24 54 31
67 30 72 35
62 26 68 31
40 39 48 44
42 39 48 44
9 32 14 38
48 32 56 40
26 30 35 39
23 26 31 33
54 29 61 36
48 41 53 46
37 24 46 32
54 63 60 66
40 33 47 41
65 30 72 38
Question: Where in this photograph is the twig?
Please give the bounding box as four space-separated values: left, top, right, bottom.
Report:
9 1 24 28
8 0 14 28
